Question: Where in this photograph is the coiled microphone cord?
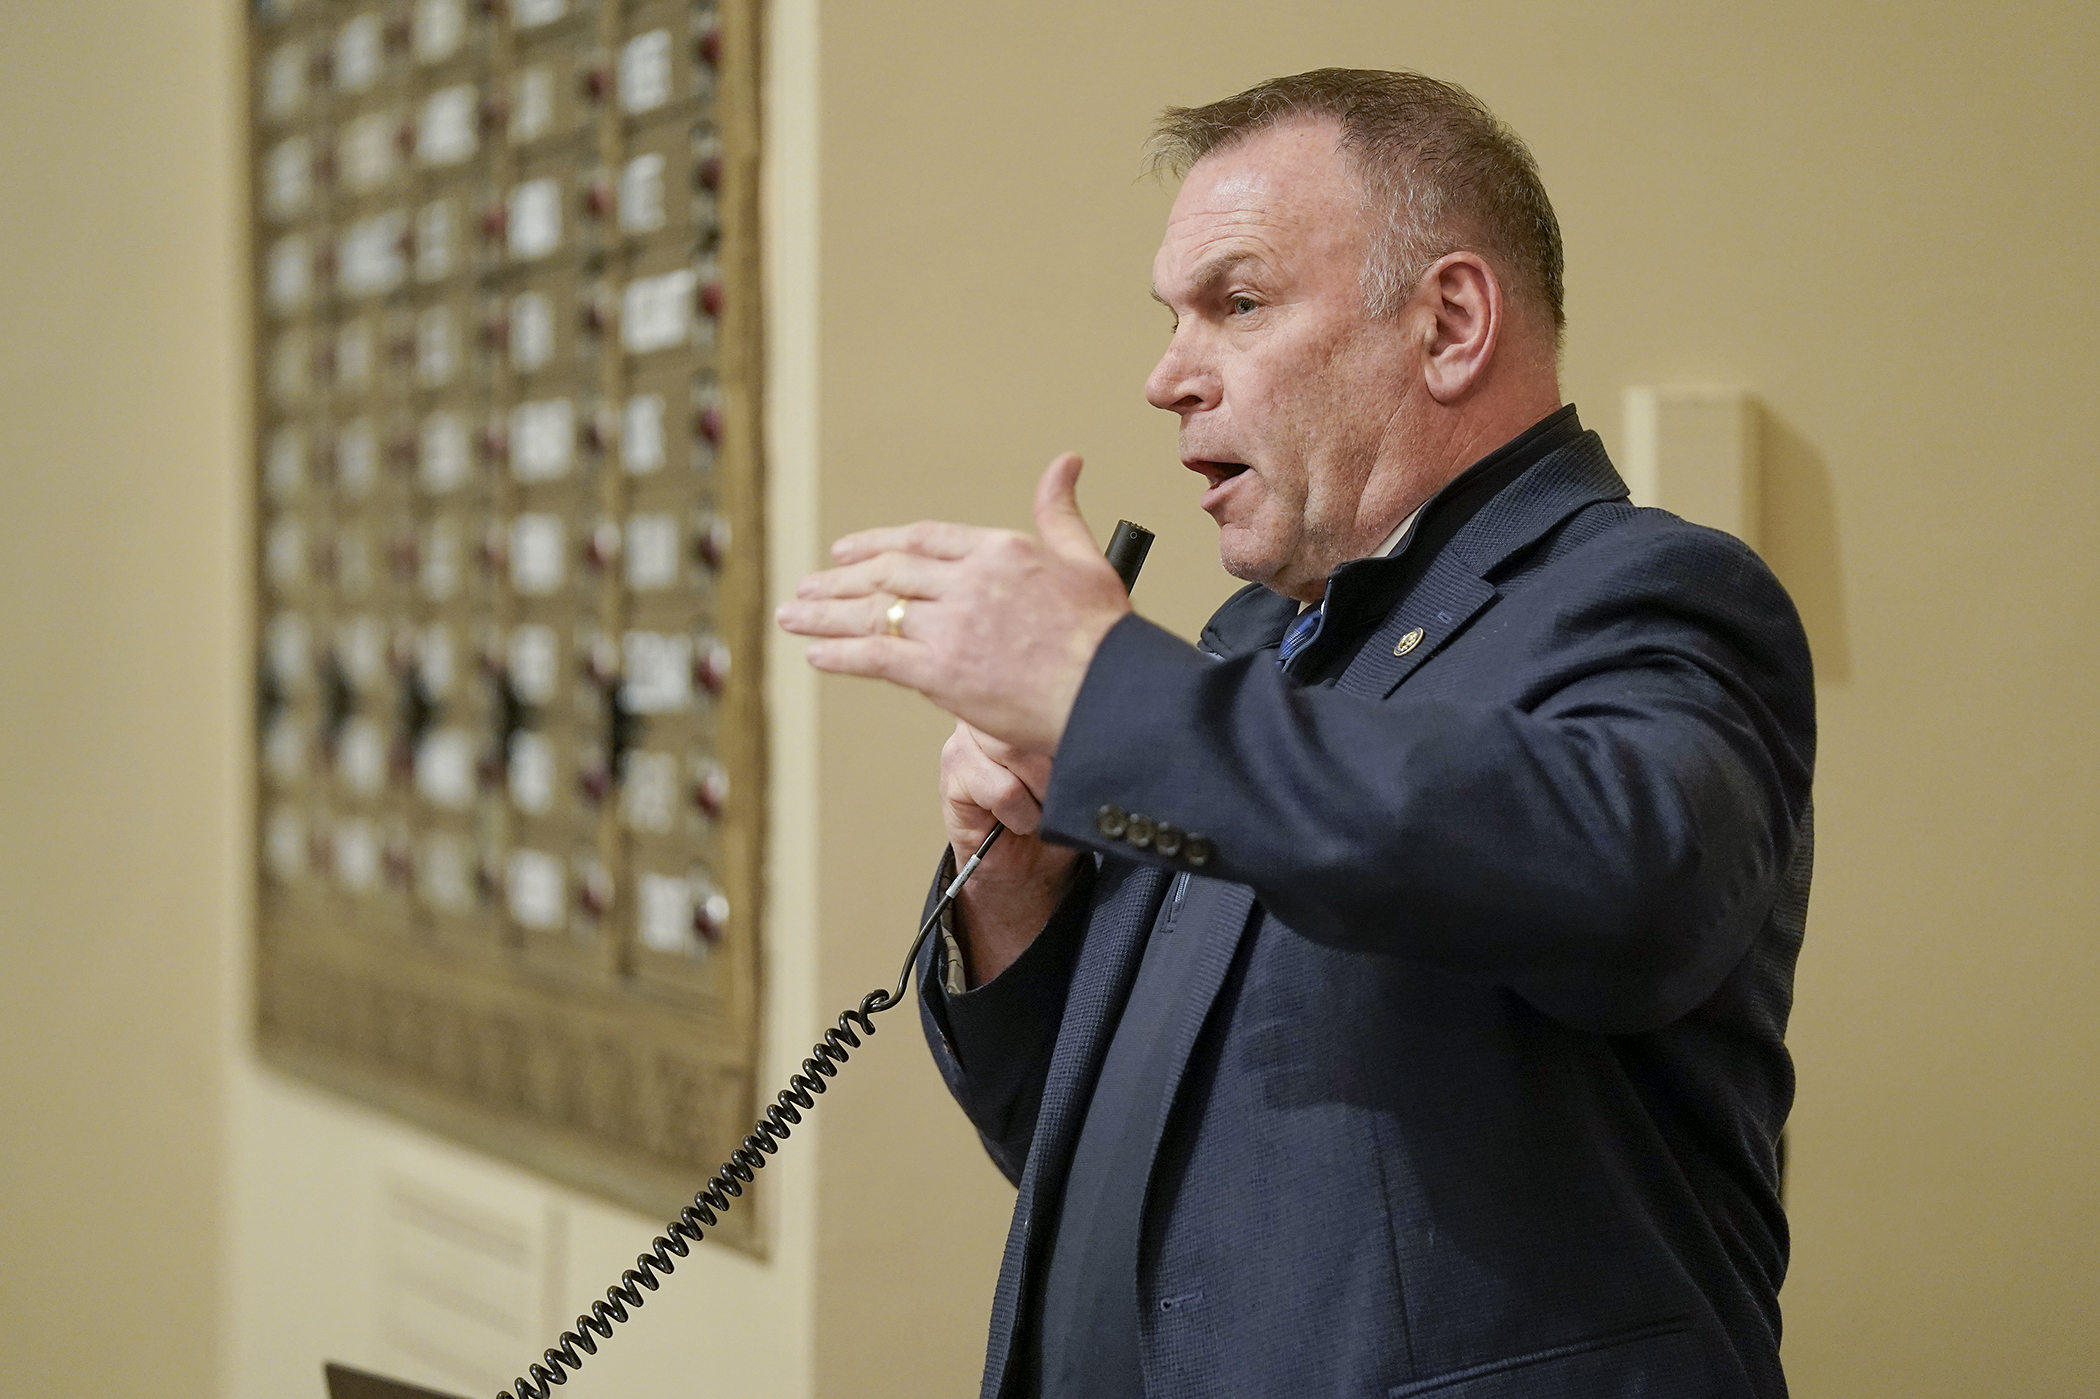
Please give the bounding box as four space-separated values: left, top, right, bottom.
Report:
498 833 982 1399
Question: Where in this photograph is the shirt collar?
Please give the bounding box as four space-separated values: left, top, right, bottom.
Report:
1298 506 1423 613
1373 507 1422 561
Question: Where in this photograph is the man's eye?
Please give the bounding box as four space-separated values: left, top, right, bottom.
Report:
1230 296 1259 315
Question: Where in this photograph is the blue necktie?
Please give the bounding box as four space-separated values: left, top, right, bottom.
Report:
1278 605 1325 669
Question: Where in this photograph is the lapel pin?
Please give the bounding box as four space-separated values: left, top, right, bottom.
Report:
1392 627 1425 657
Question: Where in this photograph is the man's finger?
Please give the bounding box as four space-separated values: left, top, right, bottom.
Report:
830 518 981 565
1032 452 1099 561
949 735 1045 835
802 634 932 688
794 551 953 603
775 594 917 639
964 721 1054 803
973 771 1043 835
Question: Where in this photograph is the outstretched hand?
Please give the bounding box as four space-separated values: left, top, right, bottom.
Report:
773 453 1132 754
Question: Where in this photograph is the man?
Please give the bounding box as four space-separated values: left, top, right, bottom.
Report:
776 70 1812 1399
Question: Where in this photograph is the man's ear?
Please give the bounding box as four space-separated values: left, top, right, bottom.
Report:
1417 252 1503 404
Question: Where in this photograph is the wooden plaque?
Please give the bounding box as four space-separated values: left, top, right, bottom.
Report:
248 0 768 1251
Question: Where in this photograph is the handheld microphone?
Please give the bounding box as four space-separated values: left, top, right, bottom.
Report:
1104 517 1156 592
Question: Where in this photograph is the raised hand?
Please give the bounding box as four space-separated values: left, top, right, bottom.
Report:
774 453 1131 754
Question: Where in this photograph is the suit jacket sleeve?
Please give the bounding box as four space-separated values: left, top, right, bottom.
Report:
917 850 1098 1185
1039 526 1814 1035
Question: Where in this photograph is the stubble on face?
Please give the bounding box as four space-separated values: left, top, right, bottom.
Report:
1147 120 1426 602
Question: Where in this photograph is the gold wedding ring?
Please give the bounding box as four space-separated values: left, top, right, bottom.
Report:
884 596 909 638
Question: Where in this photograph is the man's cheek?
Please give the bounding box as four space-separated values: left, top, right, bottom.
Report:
1232 483 1282 545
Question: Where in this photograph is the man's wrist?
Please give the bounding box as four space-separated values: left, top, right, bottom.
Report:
949 847 1083 989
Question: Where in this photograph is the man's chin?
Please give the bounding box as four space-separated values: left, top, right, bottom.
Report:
1217 533 1330 603
1214 526 1284 590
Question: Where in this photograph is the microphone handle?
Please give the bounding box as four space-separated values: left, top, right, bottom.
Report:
1104 518 1155 593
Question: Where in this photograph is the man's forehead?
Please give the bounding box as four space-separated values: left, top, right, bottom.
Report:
1171 126 1345 224
1152 121 1359 294
1177 162 1289 217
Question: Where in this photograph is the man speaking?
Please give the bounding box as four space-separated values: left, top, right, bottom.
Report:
776 69 1813 1399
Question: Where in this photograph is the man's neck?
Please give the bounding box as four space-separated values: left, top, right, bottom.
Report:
1344 382 1565 580
1303 402 1578 606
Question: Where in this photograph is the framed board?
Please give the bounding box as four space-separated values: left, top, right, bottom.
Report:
248 0 767 1250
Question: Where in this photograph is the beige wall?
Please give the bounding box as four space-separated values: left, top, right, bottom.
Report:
0 3 244 1395
0 3 2092 1398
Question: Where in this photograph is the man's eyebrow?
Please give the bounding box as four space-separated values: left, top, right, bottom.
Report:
1151 249 1265 306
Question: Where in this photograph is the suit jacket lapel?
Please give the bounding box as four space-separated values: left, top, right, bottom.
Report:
1335 567 1497 699
983 856 1168 1396
1133 878 1259 1184
985 875 1261 1397
1336 432 1629 699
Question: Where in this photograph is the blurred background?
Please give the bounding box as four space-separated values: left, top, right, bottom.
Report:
1 1 2094 1395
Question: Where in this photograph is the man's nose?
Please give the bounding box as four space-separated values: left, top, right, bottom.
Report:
1144 333 1218 415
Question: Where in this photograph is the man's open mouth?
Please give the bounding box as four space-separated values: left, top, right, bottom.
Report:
1184 459 1251 489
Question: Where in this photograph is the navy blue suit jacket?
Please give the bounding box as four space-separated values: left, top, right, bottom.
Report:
919 424 1815 1399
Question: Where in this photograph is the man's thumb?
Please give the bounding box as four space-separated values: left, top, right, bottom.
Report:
1033 452 1096 557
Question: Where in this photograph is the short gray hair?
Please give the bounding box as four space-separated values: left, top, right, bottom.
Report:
1148 69 1565 337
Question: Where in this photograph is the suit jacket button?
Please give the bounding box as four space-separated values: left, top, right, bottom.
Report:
1183 836 1213 868
1095 804 1127 838
1154 823 1183 857
1125 813 1155 849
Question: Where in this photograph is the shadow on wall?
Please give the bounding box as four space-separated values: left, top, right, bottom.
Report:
1757 405 1850 684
